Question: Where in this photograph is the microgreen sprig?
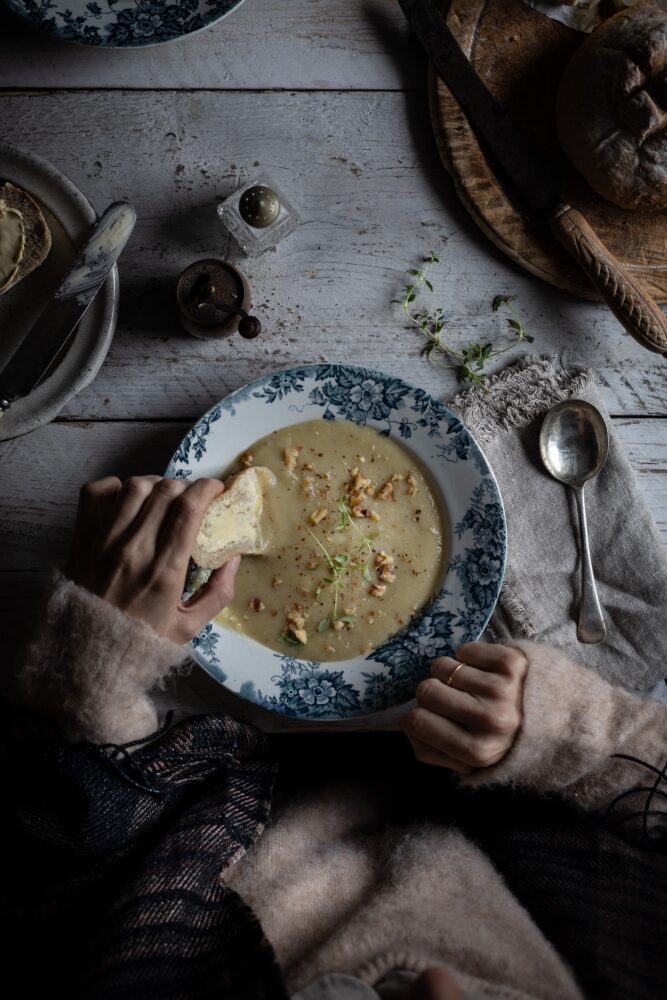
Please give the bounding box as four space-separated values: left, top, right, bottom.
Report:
307 497 377 632
393 253 534 388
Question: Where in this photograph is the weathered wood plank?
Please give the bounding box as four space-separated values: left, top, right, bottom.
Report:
0 91 665 420
1 418 665 578
0 1 418 91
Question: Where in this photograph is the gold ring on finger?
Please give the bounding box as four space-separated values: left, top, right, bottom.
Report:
447 662 466 688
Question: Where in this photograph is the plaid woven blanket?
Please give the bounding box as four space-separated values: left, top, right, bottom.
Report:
1 704 287 1000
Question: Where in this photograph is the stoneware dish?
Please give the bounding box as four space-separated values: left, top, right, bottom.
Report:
4 0 246 47
166 364 507 721
0 141 118 441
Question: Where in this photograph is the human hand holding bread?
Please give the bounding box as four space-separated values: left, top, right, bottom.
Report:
66 474 243 644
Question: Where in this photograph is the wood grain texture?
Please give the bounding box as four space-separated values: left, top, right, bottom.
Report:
0 90 664 419
430 0 667 302
550 205 667 355
0 0 419 91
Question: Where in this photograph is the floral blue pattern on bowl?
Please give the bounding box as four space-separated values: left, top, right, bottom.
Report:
166 365 506 721
6 0 245 47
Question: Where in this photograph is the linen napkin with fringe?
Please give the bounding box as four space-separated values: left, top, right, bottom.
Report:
450 355 667 690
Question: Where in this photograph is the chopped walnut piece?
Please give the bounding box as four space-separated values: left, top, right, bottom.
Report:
285 603 309 644
390 473 403 482
376 480 395 502
343 607 356 616
375 550 396 583
332 619 345 632
368 510 381 522
309 507 328 525
302 476 316 498
406 472 418 496
326 644 336 655
248 598 265 612
283 446 301 472
368 582 387 598
306 558 319 570
272 576 283 588
239 449 254 468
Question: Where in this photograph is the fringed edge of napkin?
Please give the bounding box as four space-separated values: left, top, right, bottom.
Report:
451 355 592 646
450 354 592 446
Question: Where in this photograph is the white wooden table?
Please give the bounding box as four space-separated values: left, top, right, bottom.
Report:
1 1 665 721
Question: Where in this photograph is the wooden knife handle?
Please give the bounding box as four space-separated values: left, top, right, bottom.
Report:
549 204 667 356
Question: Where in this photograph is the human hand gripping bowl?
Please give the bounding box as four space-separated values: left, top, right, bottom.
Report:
401 644 527 775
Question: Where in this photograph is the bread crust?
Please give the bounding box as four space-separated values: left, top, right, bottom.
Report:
557 1 667 210
0 181 52 294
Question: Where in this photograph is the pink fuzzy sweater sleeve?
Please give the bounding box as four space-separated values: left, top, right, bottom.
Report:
465 641 667 838
13 573 191 745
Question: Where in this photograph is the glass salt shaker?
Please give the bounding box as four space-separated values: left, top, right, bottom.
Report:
218 174 300 255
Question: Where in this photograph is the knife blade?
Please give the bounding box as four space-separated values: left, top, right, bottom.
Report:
0 201 136 414
399 0 561 216
399 0 667 356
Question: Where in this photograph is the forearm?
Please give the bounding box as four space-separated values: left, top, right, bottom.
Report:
466 641 667 840
12 572 190 744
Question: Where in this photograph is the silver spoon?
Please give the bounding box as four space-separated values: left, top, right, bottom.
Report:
539 399 609 644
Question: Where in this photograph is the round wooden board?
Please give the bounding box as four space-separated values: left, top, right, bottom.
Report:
430 0 667 302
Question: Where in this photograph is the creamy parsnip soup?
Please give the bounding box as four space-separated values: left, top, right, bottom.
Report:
216 419 446 661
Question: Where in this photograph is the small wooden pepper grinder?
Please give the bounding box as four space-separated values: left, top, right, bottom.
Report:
176 258 261 340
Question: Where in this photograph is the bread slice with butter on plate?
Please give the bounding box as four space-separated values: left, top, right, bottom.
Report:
192 466 276 569
0 181 52 294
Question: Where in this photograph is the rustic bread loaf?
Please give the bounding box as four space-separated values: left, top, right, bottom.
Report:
192 466 276 569
557 1 667 210
0 182 51 293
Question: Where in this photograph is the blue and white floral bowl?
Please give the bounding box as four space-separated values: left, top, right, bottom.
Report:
166 365 507 721
6 0 245 47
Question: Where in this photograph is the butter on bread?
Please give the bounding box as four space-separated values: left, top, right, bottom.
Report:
0 182 51 294
192 466 276 569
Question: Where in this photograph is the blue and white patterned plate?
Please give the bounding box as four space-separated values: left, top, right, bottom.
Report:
166 365 507 720
5 0 245 47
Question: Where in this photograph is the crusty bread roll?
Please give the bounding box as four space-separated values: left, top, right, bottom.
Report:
0 182 52 293
557 1 667 210
192 466 276 569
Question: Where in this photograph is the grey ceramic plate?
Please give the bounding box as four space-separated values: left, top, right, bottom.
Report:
0 142 118 441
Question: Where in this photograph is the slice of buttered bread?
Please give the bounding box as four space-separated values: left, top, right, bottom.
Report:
0 182 52 294
192 466 276 569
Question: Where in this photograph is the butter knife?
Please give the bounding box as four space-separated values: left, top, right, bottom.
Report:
0 201 136 415
399 0 667 356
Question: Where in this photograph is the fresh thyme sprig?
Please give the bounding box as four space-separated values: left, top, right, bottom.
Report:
393 253 534 388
